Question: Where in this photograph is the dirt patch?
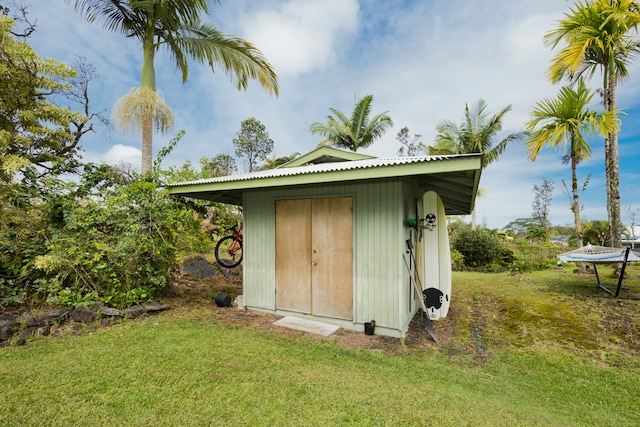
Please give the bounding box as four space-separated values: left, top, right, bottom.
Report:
162 277 454 354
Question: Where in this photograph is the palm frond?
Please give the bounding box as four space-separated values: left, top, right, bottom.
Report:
310 94 391 151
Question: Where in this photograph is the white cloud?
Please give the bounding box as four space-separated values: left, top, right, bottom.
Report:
83 144 141 170
22 0 639 229
238 0 359 77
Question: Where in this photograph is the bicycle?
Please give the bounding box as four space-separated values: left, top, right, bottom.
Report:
214 223 243 268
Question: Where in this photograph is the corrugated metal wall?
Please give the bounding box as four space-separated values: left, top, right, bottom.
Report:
242 178 420 335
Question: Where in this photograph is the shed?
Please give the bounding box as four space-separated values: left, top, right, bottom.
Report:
168 147 482 337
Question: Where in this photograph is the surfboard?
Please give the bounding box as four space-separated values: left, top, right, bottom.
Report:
420 191 452 320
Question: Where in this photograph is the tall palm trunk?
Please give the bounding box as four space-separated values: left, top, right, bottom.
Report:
141 42 156 174
571 148 583 248
572 152 588 273
604 72 622 249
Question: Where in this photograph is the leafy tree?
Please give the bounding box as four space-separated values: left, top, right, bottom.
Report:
526 79 619 246
545 0 640 250
429 99 526 228
67 0 279 173
161 154 237 183
200 154 237 177
310 94 393 152
233 117 274 172
395 127 423 156
503 218 539 238
0 16 88 181
531 178 554 240
162 160 202 183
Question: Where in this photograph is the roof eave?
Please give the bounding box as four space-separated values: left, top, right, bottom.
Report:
167 155 482 212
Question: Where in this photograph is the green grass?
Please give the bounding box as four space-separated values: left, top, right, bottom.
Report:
1 266 639 426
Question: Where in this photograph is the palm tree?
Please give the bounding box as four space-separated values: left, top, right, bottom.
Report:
429 99 524 167
428 99 526 229
67 0 279 173
259 152 300 170
309 95 393 152
526 79 619 246
545 0 640 249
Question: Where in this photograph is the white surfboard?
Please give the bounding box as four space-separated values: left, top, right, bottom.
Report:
420 191 452 320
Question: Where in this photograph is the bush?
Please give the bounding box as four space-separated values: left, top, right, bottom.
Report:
451 249 465 271
508 242 565 272
450 226 507 268
0 166 210 309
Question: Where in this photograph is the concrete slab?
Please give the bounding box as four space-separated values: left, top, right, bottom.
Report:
273 316 340 337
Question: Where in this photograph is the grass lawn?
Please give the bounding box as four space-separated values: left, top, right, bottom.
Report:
1 265 639 426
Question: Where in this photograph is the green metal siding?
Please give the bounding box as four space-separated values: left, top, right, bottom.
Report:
242 190 276 310
242 178 418 335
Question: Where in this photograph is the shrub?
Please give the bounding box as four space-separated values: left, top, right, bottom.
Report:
450 226 506 268
508 242 565 272
451 249 465 271
0 166 210 309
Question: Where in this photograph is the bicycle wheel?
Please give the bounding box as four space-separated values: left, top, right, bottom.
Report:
215 235 243 268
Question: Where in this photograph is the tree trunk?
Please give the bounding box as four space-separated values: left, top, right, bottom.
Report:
571 150 587 273
604 73 622 250
141 114 153 174
571 151 582 247
140 44 156 174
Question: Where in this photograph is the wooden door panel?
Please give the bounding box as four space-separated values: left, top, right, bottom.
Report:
275 199 311 313
311 197 353 320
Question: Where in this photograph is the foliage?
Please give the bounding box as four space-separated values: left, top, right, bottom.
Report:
310 94 393 151
545 0 640 250
502 217 537 237
583 220 611 246
0 16 87 181
507 242 565 272
112 86 174 136
526 79 619 246
0 16 213 309
67 0 279 173
258 152 300 170
450 225 510 268
428 99 526 168
233 117 274 172
158 152 239 239
527 226 548 243
201 154 237 177
0 162 209 309
531 178 554 239
526 79 618 162
395 126 423 156
450 249 465 271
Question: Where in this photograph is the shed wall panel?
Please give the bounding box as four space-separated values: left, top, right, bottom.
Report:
243 191 276 309
243 179 412 332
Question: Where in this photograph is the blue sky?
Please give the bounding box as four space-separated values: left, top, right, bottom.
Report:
23 0 640 230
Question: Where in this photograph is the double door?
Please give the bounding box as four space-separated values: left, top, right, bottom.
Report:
275 197 353 320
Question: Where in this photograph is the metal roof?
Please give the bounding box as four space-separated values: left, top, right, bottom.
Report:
167 153 482 215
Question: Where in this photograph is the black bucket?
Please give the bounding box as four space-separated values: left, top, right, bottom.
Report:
364 320 376 335
214 293 232 307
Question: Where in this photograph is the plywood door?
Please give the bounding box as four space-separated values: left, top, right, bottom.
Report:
275 199 312 313
311 197 353 320
275 197 353 320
